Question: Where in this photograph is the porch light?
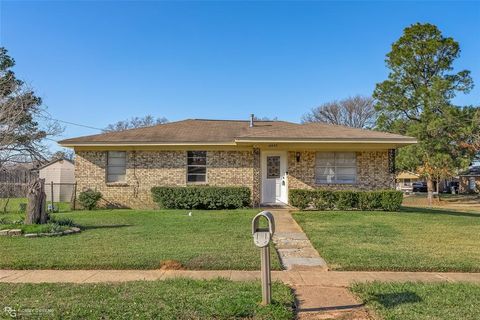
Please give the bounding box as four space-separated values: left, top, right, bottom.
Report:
296 152 301 162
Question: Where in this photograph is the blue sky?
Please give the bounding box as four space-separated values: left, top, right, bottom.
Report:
0 1 479 150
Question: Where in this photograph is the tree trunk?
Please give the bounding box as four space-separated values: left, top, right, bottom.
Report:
426 177 434 206
25 178 48 224
436 179 441 202
2 198 9 214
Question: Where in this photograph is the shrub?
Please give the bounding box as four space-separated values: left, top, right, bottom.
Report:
380 190 404 211
358 191 383 210
335 191 359 210
151 186 251 209
289 189 313 210
313 190 337 210
78 189 102 210
289 189 403 211
49 216 77 227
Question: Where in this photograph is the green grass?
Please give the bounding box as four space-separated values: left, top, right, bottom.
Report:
0 279 294 320
0 223 69 234
351 282 480 320
0 209 281 270
0 197 71 213
294 207 480 272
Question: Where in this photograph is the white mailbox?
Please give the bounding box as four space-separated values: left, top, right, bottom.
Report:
251 211 275 305
252 211 275 247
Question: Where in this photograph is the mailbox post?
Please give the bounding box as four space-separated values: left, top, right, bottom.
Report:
252 211 275 305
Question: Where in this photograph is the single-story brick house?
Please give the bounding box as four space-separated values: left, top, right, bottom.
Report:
395 170 421 192
459 166 480 193
59 117 416 208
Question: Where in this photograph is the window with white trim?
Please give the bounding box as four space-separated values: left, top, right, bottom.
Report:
315 152 357 184
187 151 207 183
107 151 126 183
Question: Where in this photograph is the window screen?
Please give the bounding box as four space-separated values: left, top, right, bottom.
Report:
107 151 126 182
187 151 207 183
315 152 356 184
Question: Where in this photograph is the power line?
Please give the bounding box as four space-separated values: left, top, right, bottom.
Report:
40 115 106 132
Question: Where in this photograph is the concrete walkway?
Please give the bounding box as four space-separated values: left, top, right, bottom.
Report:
2 269 479 285
270 209 328 271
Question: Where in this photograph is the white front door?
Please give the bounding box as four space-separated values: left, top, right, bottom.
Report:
261 151 288 204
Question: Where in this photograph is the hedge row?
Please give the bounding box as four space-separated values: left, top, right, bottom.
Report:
289 189 403 211
151 186 251 209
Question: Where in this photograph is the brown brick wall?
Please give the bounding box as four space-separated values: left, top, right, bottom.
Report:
252 148 261 207
287 150 395 191
206 151 253 186
75 149 395 209
75 150 255 209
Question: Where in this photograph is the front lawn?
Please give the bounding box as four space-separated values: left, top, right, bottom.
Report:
294 208 480 272
351 282 480 320
0 197 71 213
0 209 281 270
0 279 294 320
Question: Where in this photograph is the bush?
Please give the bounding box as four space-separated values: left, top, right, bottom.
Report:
289 189 403 211
313 190 337 210
78 189 102 210
151 186 251 209
49 216 77 227
358 191 383 210
380 190 404 211
335 191 359 210
289 189 313 210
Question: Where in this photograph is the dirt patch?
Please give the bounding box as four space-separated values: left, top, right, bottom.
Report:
294 286 372 320
402 194 480 212
159 260 185 270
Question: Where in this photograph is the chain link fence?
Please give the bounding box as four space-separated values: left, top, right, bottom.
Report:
0 181 77 214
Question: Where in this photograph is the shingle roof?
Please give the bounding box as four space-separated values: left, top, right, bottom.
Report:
58 119 416 146
38 158 74 170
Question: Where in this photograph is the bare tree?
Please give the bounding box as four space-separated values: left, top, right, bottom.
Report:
0 47 62 170
1 47 62 221
50 149 75 161
302 95 377 129
105 115 168 132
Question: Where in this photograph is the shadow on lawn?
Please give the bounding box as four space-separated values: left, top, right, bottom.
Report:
372 291 422 308
401 206 480 218
82 224 132 231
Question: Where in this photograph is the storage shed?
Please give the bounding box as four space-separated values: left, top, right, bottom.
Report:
39 158 75 202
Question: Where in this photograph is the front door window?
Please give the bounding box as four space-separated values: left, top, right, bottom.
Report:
266 156 280 179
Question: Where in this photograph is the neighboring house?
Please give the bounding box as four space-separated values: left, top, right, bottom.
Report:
59 117 416 208
395 171 420 192
39 158 75 202
459 166 480 194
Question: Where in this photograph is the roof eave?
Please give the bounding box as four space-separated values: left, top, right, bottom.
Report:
234 138 417 144
58 141 238 148
59 138 417 148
